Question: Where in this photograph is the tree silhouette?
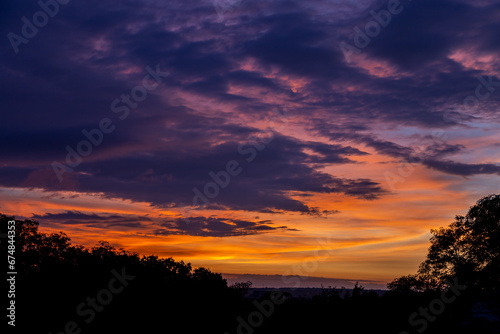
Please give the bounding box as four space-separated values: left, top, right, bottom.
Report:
229 280 252 296
0 214 247 333
389 194 500 293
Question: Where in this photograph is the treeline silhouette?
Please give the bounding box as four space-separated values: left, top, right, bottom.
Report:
1 194 499 333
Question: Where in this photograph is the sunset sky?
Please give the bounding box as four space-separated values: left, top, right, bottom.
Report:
1 0 499 286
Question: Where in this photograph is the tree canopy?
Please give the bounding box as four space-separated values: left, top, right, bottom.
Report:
389 194 500 292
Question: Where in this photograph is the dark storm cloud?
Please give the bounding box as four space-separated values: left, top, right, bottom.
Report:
421 159 500 177
4 131 382 213
31 210 296 237
243 13 345 79
360 0 465 69
360 0 500 69
424 143 465 158
1 0 499 215
32 211 149 229
154 216 295 237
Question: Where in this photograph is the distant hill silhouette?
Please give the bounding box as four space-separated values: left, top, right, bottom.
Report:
223 273 387 289
246 287 387 299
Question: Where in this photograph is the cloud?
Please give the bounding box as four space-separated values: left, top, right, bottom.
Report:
0 124 385 213
317 123 500 177
32 211 150 229
421 159 500 177
154 216 296 237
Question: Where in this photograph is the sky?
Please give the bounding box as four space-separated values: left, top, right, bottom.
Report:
1 0 499 286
